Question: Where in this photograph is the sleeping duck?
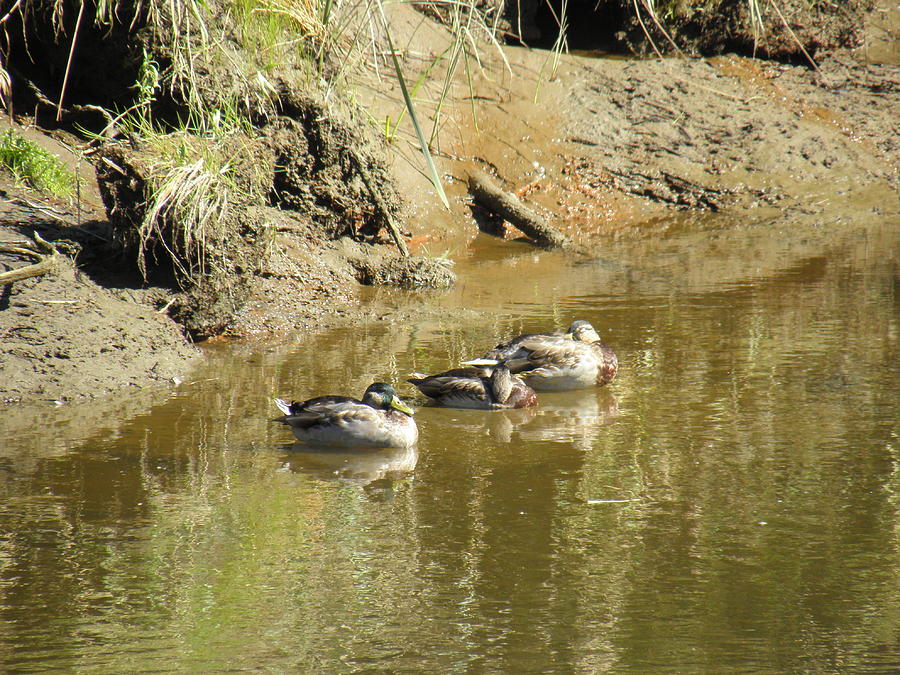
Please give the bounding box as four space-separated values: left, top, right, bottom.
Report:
273 382 418 448
463 319 617 391
408 364 538 409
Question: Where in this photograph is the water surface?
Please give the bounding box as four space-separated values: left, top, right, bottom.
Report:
1 215 898 672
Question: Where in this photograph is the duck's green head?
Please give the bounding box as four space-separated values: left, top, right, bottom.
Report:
566 320 601 344
363 382 415 416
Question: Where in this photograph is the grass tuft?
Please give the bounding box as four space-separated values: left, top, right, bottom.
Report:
0 129 75 198
133 129 265 286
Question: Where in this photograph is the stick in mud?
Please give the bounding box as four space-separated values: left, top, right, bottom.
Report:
0 234 59 285
467 170 572 250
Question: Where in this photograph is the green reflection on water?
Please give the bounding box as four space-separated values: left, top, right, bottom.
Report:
1 217 898 672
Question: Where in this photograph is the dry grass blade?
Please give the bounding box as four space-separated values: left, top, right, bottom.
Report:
766 0 824 79
634 0 683 57
139 154 231 283
0 0 24 26
56 0 85 121
376 0 450 210
0 61 10 110
253 0 324 39
748 0 765 52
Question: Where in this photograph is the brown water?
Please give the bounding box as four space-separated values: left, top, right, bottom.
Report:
1 214 898 672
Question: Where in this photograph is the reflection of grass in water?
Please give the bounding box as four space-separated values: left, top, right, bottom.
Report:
0 129 75 198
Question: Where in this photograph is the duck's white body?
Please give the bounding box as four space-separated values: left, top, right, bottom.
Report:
274 384 418 448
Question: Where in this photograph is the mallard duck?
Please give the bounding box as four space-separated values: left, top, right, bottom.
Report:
273 382 418 448
408 364 538 409
463 319 617 391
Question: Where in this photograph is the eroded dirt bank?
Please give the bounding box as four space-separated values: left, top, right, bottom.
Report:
1 1 898 404
445 49 898 242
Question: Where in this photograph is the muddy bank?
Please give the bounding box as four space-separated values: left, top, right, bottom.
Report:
1 0 897 405
0 170 452 401
0 184 197 403
409 1 897 244
552 50 898 233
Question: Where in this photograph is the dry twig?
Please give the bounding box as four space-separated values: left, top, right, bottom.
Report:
0 233 59 285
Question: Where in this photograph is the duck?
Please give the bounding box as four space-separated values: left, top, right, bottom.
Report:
407 364 538 409
273 382 418 448
463 319 617 391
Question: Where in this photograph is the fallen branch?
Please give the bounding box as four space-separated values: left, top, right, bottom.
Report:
0 233 59 285
467 170 572 250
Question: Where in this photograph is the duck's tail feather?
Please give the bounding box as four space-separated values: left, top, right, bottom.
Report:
273 398 292 416
461 358 499 367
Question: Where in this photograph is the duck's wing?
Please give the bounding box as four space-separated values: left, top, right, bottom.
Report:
509 337 589 373
482 331 565 361
275 395 353 416
408 371 489 401
275 396 373 429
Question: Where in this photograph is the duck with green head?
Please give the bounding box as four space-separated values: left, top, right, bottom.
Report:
463 320 618 391
273 382 418 448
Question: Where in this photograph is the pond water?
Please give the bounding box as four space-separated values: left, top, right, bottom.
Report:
1 213 898 672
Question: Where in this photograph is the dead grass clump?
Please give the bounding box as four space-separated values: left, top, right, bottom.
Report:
115 132 269 283
97 130 274 336
625 0 876 60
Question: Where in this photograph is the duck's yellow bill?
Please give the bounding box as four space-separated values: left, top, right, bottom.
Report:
391 397 415 416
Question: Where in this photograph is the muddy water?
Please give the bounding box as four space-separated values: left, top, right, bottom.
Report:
2 214 898 671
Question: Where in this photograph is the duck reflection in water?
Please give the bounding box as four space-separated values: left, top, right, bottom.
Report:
420 406 539 444
517 388 620 450
278 444 419 493
482 407 540 443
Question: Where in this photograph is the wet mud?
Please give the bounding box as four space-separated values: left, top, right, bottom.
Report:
0 184 197 403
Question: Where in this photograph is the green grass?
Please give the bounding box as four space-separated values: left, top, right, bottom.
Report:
0 129 76 198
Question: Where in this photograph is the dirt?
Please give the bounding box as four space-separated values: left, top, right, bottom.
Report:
1 0 898 404
552 50 898 231
618 0 877 61
0 184 197 403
